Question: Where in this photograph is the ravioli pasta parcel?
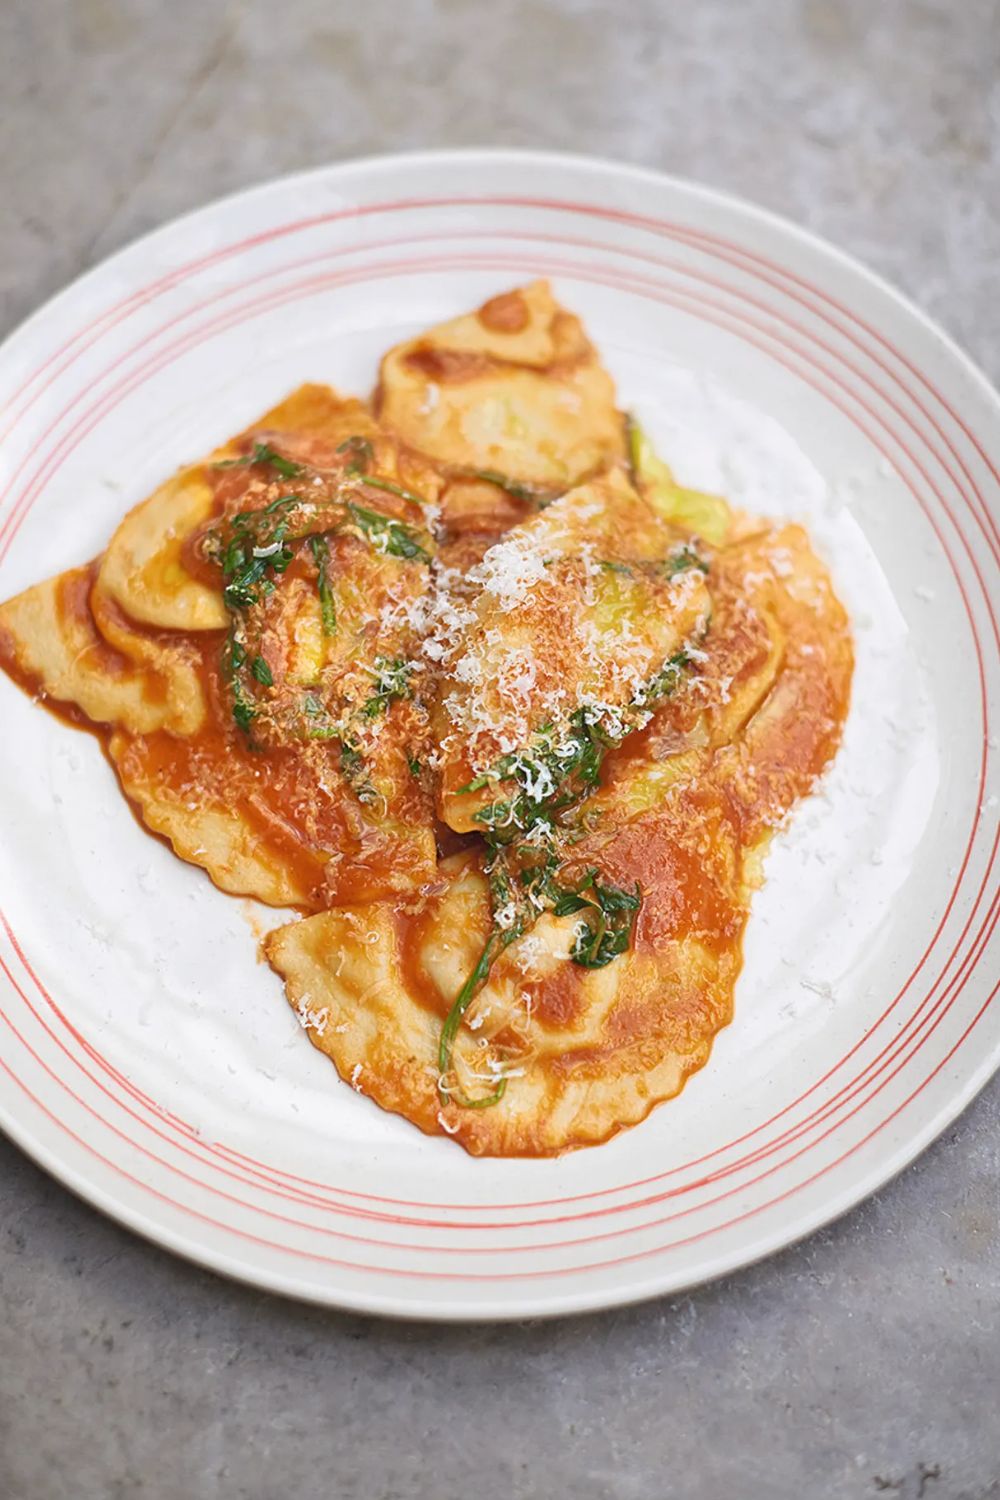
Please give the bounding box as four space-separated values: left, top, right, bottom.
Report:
0 282 852 1156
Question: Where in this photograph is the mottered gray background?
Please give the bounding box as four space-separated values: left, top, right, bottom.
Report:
0 1 998 1497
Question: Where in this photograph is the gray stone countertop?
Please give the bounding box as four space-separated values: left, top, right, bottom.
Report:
0 2 998 1497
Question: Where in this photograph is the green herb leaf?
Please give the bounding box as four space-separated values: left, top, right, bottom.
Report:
456 771 493 794
336 435 374 472
437 932 511 1111
569 880 641 968
646 650 691 703
360 474 429 508
362 657 414 718
551 892 591 917
215 441 305 478
232 699 256 733
251 656 273 686
212 495 300 611
339 740 363 775
309 535 336 635
661 545 708 578
336 738 378 804
468 470 555 507
257 493 302 518
223 555 268 610
346 503 429 562
471 798 520 831
223 627 259 740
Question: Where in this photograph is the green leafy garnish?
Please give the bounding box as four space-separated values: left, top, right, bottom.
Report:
568 877 642 968
466 708 621 840
360 474 430 508
436 860 641 1108
338 738 377 804
439 642 702 1106
339 740 363 775
299 709 379 798
232 700 256 733
207 493 305 734
215 494 298 612
645 650 691 702
468 470 556 507
346 503 429 562
336 435 374 471
228 644 258 738
215 441 305 479
437 931 513 1110
221 626 259 740
223 563 267 611
362 657 414 718
338 434 429 506
208 455 429 748
662 545 709 578
603 546 706 584
309 535 336 635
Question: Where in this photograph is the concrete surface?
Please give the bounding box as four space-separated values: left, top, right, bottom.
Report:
0 0 998 1496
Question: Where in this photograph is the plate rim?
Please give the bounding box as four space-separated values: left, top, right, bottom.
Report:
5 144 1000 430
3 1024 998 1323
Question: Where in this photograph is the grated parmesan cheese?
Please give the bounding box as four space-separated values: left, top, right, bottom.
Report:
467 535 548 612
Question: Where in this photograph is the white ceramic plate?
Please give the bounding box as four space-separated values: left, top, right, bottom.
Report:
0 150 997 1321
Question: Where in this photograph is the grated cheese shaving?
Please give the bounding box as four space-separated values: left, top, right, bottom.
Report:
466 535 548 612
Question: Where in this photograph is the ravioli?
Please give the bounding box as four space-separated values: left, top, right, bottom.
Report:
97 384 383 636
266 515 851 1154
267 801 744 1156
0 565 207 737
0 286 854 1157
377 280 627 571
0 385 444 907
429 469 712 832
377 281 624 488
